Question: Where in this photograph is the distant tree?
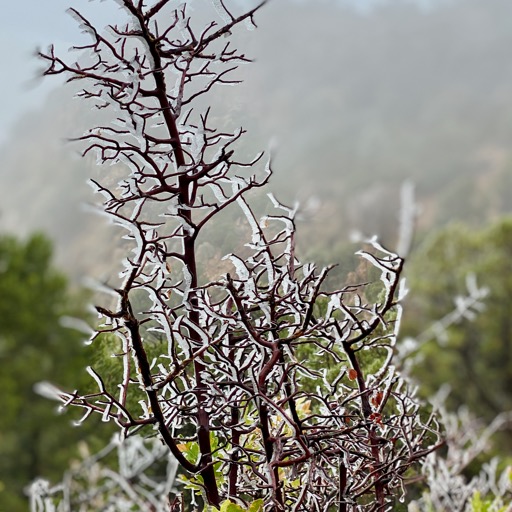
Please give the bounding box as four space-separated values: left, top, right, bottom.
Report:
33 1 442 510
0 233 97 511
403 218 512 424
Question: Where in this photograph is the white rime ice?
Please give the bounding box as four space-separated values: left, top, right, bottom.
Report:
210 0 232 24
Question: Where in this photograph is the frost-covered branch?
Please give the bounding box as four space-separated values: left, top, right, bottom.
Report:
35 1 441 510
409 388 512 512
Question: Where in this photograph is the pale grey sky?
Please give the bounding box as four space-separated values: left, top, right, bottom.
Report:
0 0 439 144
0 1 122 143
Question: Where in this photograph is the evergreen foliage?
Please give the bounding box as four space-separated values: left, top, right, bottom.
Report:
0 233 96 510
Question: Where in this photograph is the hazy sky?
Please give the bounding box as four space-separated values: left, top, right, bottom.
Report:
1 1 121 143
0 0 437 144
0 0 262 143
1 0 255 142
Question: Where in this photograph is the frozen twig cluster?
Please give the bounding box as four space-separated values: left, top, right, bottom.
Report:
35 1 442 510
408 388 512 512
397 273 489 376
28 434 178 512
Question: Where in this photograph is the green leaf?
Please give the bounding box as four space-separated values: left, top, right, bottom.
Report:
212 499 264 512
248 499 264 512
469 490 508 512
220 500 245 512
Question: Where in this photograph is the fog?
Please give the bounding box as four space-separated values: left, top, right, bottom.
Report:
1 0 512 278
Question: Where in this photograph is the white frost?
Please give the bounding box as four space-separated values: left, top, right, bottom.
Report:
210 0 232 24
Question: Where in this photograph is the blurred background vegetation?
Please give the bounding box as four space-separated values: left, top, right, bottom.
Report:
0 234 114 509
1 0 512 508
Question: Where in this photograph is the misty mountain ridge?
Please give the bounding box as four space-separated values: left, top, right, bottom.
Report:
2 0 512 279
